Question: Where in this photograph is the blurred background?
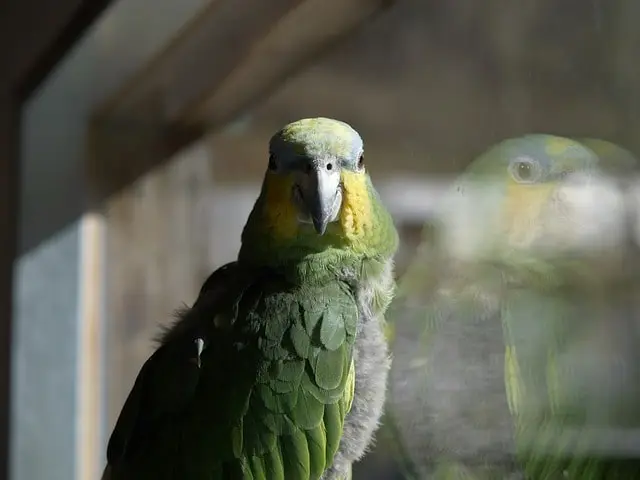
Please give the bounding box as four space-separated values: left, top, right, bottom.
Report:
4 0 640 479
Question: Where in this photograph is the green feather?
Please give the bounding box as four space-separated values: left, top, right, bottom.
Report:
258 338 290 361
270 359 305 394
319 309 347 351
263 448 285 480
314 346 346 391
264 413 298 436
257 383 299 414
323 401 343 465
290 387 325 429
242 411 276 456
281 429 311 479
289 322 311 358
306 425 328 478
240 459 254 480
248 456 264 478
304 308 323 336
343 310 357 338
264 308 290 342
231 423 243 458
302 362 348 404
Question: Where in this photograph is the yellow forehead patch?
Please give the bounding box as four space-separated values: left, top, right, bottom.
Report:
545 137 575 156
340 171 372 240
262 173 298 239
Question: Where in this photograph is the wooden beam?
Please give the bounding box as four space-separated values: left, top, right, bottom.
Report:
181 0 394 129
0 0 112 100
0 92 17 480
90 0 395 199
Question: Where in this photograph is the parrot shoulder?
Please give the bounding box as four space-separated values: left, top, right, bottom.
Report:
105 261 253 470
105 261 360 479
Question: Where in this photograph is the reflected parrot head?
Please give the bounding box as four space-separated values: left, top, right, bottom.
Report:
436 134 626 271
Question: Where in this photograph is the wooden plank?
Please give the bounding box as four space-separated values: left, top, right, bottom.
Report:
90 0 395 200
76 213 105 480
0 0 112 99
94 0 304 119
102 142 217 438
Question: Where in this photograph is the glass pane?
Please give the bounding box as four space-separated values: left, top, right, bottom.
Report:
18 1 640 479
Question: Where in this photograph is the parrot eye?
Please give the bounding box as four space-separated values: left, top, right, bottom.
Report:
357 153 365 170
268 153 277 171
509 157 541 184
518 163 532 178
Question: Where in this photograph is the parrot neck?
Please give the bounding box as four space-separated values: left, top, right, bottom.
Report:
238 180 399 273
249 249 365 286
237 247 394 289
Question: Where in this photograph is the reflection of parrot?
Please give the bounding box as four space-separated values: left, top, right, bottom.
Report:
386 134 625 479
505 139 640 479
102 117 399 480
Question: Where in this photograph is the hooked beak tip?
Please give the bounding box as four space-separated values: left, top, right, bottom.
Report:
296 165 341 235
312 217 329 235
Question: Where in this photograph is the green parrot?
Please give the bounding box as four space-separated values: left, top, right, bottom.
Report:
101 117 399 480
385 134 628 480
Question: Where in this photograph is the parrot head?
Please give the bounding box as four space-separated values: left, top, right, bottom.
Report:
239 117 398 267
433 134 625 287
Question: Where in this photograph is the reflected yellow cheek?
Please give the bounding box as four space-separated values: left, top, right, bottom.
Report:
340 171 372 240
262 173 298 239
503 180 555 245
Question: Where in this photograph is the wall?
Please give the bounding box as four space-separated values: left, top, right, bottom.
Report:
0 2 114 478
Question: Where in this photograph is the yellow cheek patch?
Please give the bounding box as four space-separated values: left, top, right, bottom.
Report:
262 173 298 240
503 179 555 246
545 137 575 156
340 171 372 240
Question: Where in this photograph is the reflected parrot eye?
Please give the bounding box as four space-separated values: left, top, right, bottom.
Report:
509 157 541 184
518 162 531 179
357 153 365 170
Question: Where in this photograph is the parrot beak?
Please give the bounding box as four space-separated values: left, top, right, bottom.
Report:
295 162 342 235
